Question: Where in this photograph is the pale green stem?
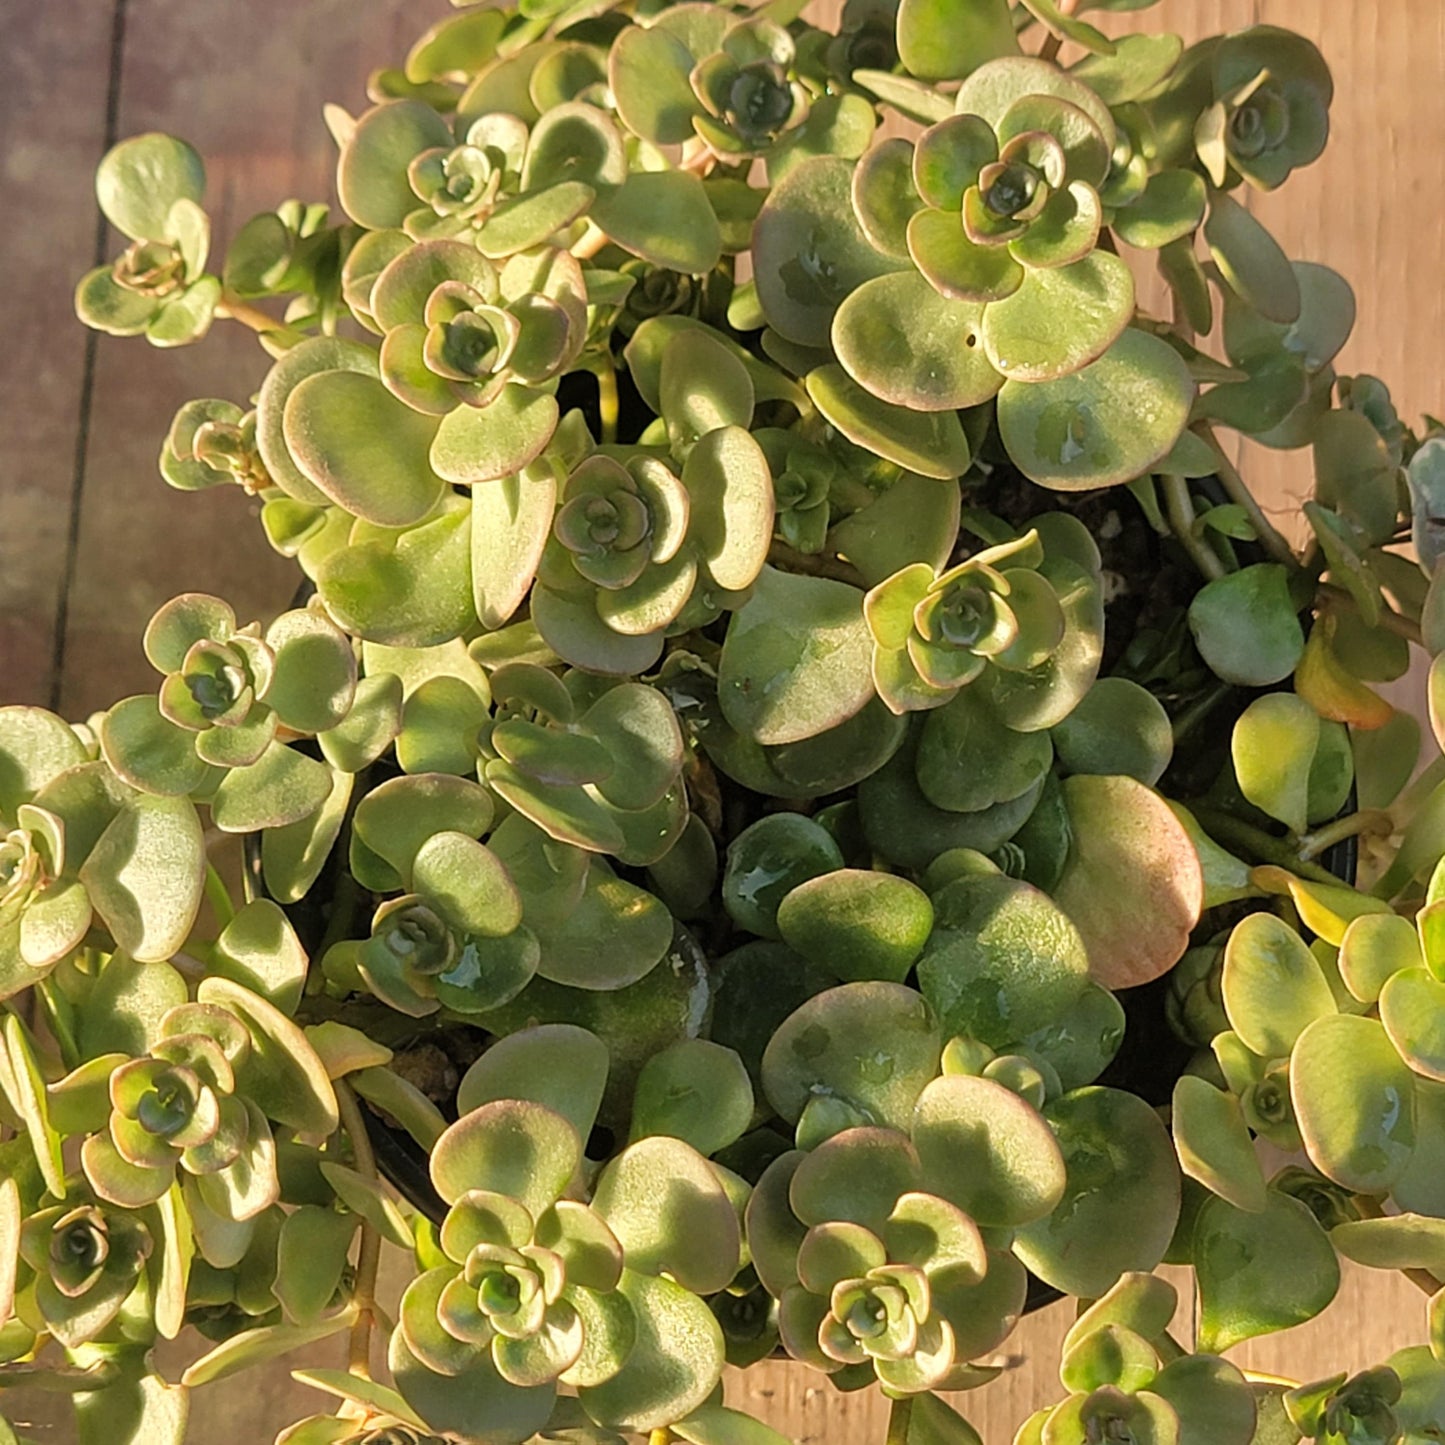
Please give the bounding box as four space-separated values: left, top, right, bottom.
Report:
1160 474 1227 580
337 1081 383 1378
204 861 235 930
1194 423 1300 569
1297 809 1395 862
886 1396 914 1445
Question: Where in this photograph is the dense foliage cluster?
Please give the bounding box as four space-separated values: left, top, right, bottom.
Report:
5 0 1445 1442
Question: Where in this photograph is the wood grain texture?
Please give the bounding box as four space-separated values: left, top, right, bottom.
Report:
0 2 118 707
2 1 1443 1440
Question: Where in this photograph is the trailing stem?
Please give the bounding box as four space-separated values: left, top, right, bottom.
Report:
1297 809 1395 862
203 861 235 930
1161 474 1227 581
1194 423 1300 570
337 1081 383 1379
1038 0 1080 64
886 1395 915 1445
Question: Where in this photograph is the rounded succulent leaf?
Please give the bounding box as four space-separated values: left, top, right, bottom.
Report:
995 328 1194 488
1051 774 1203 991
431 1100 581 1218
630 1040 753 1157
1290 1014 1417 1194
789 1127 924 1231
1012 1087 1180 1299
338 101 455 230
96 133 206 243
591 1136 740 1294
1194 1189 1339 1354
776 870 933 985
912 1073 1066 1227
1222 911 1336 1059
762 983 941 1132
457 1026 609 1145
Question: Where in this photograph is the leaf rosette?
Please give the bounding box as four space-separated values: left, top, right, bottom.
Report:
18 1195 154 1348
864 530 1066 714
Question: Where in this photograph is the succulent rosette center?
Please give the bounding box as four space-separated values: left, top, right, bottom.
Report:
0 826 45 910
114 238 188 297
409 144 503 221
161 632 273 731
370 897 459 980
728 61 798 142
19 1195 154 1347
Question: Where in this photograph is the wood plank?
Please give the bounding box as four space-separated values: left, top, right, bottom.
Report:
0 1 121 706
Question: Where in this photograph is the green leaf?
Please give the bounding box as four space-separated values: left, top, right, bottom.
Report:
916 872 1090 1046
1172 1075 1268 1213
1205 191 1302 325
255 337 378 507
608 25 701 145
1052 676 1173 786
79 793 205 961
431 1098 581 1217
264 609 357 734
718 567 874 745
318 1161 413 1248
1052 774 1202 990
319 674 404 774
982 252 1135 384
456 1025 610 1142
261 767 353 905
0 706 89 815
896 0 1019 80
96 133 206 242
1332 1213 1445 1275
183 1310 357 1387
1195 1190 1338 1352
1012 1086 1180 1297
389 1329 555 1445
592 170 722 275
776 870 934 985
213 898 309 1015
275 1205 357 1325
576 1268 725 1433
1187 564 1304 687
827 473 960 590
1380 967 1445 1082
996 328 1194 489
283 370 445 526
100 696 210 797
630 1039 753 1156
431 385 559 486
833 272 1002 412
721 813 844 941
319 502 476 649
916 686 1054 813
913 1073 1066 1226
592 1136 740 1293
675 1403 797 1445
806 364 972 480
531 864 674 989
75 1371 190 1445
472 470 557 630
3 1016 65 1199
412 830 522 938
352 773 494 890
196 977 340 1138
337 100 454 229
1339 912 1423 1004
1232 694 1320 834
761 982 941 1133
754 156 904 348
210 741 333 833
1290 1014 1416 1194
76 955 187 1060
1222 912 1336 1059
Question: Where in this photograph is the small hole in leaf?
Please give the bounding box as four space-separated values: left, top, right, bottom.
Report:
966 333 978 348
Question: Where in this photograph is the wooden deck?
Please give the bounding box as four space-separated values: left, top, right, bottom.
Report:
1 0 1441 1439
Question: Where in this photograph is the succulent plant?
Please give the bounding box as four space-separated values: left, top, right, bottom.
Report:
4 2 1444 1443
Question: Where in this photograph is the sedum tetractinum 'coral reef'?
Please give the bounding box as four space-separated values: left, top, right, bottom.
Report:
5 1 1445 1442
